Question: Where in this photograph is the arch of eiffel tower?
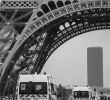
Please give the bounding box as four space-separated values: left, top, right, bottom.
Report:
0 0 110 96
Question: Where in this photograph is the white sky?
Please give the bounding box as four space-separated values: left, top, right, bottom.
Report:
42 30 110 88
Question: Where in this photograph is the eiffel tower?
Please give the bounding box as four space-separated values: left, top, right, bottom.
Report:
0 0 110 96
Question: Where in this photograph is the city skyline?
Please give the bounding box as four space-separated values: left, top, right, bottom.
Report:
42 30 110 88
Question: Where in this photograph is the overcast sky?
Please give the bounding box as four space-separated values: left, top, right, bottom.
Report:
42 30 110 88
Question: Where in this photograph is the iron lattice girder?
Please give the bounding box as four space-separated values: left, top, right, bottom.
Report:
17 8 110 74
0 0 110 96
0 6 33 95
0 8 33 71
34 11 110 73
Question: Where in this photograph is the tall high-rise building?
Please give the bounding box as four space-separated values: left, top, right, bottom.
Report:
87 47 103 87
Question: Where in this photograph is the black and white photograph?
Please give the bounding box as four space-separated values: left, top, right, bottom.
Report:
0 0 110 100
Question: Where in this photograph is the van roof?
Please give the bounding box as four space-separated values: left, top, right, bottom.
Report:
73 86 91 91
19 74 54 82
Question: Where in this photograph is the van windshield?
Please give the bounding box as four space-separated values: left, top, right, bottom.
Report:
74 91 89 98
19 82 47 94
